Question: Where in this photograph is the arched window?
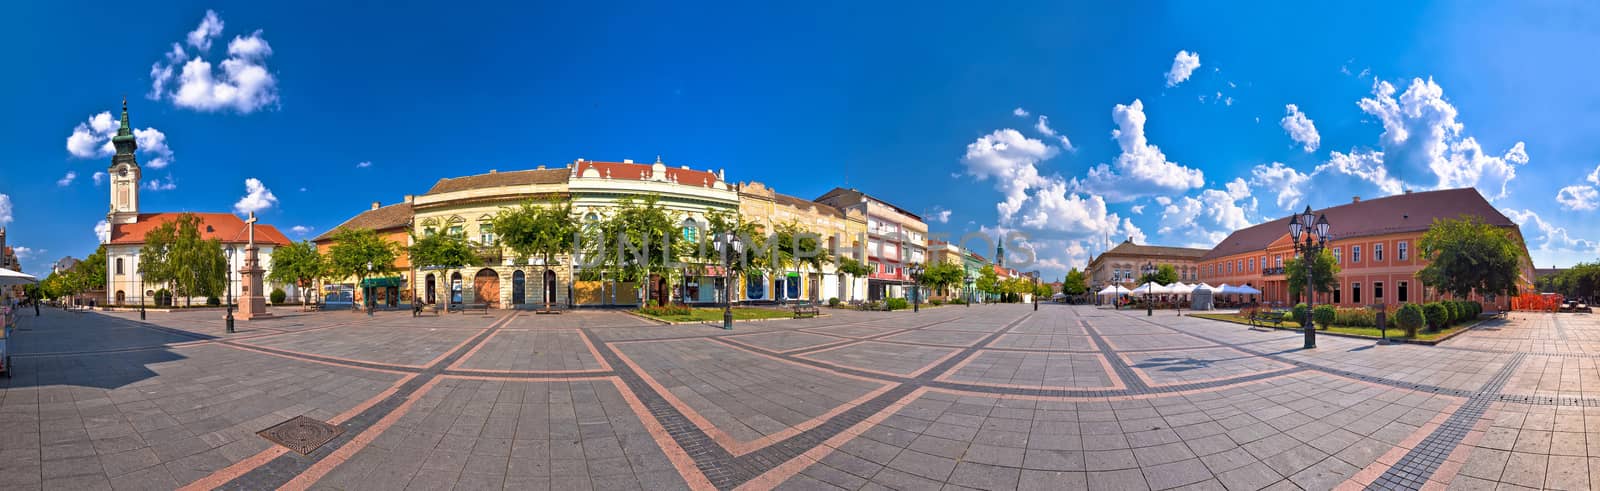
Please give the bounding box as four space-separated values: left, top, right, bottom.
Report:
115 258 124 275
681 218 700 244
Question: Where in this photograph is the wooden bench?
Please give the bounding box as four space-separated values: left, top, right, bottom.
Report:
1249 311 1286 328
412 303 442 317
792 302 820 319
457 303 489 315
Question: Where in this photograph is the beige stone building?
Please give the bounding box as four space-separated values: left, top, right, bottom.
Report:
1085 238 1209 291
737 181 868 302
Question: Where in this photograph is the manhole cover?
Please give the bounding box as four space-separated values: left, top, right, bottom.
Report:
258 416 345 455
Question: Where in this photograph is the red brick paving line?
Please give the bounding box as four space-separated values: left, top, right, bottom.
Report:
175 372 423 491
1341 400 1467 489
275 377 446 491
733 387 929 491
930 350 1128 391
609 338 896 457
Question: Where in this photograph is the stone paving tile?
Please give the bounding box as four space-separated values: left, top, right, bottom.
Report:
11 304 1600 489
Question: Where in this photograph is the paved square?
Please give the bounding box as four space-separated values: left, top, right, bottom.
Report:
1 304 1595 489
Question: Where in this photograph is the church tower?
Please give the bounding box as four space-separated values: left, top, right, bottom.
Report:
108 98 141 225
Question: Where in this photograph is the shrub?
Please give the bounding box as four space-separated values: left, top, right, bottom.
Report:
1312 305 1336 330
827 297 841 307
858 300 882 311
886 298 910 310
206 296 221 306
1423 302 1448 332
638 304 692 317
1395 303 1425 337
1333 307 1377 328
1470 301 1483 319
270 288 287 305
930 298 944 306
949 297 966 305
1292 303 1309 325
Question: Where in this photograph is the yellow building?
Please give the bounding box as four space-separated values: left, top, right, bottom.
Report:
737 181 868 302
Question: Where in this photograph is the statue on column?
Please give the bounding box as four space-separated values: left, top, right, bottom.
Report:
238 212 273 320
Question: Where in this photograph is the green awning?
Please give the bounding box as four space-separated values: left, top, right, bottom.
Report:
361 276 403 288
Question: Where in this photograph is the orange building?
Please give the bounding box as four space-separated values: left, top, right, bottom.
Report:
1199 188 1534 309
313 200 414 306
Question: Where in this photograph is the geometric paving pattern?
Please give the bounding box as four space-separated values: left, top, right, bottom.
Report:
2 304 1598 489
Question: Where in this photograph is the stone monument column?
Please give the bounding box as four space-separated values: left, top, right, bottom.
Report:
238 212 273 320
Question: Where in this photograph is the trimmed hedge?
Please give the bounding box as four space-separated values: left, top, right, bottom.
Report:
827 297 841 307
270 288 287 305
886 298 910 310
1312 305 1336 330
1395 303 1425 337
1423 303 1448 332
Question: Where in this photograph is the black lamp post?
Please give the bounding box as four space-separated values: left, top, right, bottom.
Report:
137 253 145 321
965 272 974 308
915 263 928 313
1032 272 1039 311
224 247 235 333
1288 205 1331 349
715 231 743 330
1142 261 1154 317
365 261 375 317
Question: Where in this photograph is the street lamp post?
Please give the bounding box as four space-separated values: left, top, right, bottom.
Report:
908 263 924 313
1288 205 1331 350
965 272 973 308
1032 272 1039 311
137 254 145 321
714 231 743 330
224 247 235 333
365 261 375 317
1142 261 1154 317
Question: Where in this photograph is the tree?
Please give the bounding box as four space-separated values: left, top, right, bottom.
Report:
267 240 325 310
581 195 687 306
1062 268 1089 295
326 228 398 310
918 261 965 299
1033 281 1052 299
1139 264 1179 285
495 198 578 311
1394 303 1425 337
1417 216 1526 300
138 213 225 307
836 257 873 303
768 221 832 301
1285 248 1341 303
975 267 1000 301
408 221 476 312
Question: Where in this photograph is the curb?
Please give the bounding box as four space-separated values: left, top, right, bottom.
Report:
623 310 829 326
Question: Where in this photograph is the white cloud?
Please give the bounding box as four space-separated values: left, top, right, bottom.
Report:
144 175 177 191
1033 115 1074 151
1249 150 1403 212
1079 99 1206 201
186 10 224 51
1165 50 1201 87
1249 162 1311 210
1156 178 1257 247
930 208 952 224
959 128 1143 245
64 111 175 168
1012 107 1029 117
11 246 39 260
92 171 106 186
95 220 110 244
290 225 314 236
0 194 11 225
1588 164 1600 186
1280 104 1321 152
1356 77 1527 200
961 129 1055 223
1130 205 1145 214
150 10 279 114
1504 208 1600 263
56 171 76 187
233 178 278 215
1556 185 1599 211
1224 96 1234 106
356 161 373 168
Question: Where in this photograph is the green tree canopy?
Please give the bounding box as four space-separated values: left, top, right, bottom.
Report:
326 228 398 305
1285 248 1342 303
1062 268 1088 295
580 195 688 304
976 266 1000 297
1417 216 1526 299
835 256 872 302
1139 264 1179 285
918 261 965 297
138 213 225 306
494 198 577 310
267 241 325 307
1535 262 1600 298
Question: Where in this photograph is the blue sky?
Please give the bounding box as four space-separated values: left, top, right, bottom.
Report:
3 1 1599 279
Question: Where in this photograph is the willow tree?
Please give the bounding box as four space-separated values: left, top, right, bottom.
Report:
496 198 577 312
139 213 225 307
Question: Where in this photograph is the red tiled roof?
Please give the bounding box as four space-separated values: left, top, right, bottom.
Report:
108 213 292 247
1202 188 1516 260
574 160 720 188
425 168 570 195
313 203 413 242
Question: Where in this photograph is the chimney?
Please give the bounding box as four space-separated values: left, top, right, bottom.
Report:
403 194 414 204
1404 189 1413 194
536 165 546 170
371 201 381 210
1352 196 1361 203
623 159 634 164
489 169 497 174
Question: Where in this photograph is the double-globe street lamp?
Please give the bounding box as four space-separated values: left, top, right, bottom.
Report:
366 261 375 317
224 247 235 333
1287 205 1331 350
907 263 924 313
964 272 974 308
1142 261 1154 317
714 231 744 330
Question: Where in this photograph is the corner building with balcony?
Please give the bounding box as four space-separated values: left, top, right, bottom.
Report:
814 188 929 301
1198 188 1535 309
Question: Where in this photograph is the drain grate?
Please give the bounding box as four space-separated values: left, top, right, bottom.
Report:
258 416 345 455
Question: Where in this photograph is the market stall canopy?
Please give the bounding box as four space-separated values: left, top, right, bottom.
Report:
1097 285 1131 296
1167 282 1192 294
0 268 38 287
1131 282 1161 294
1191 283 1221 294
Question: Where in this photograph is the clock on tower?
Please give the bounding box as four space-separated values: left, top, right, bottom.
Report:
108 98 141 226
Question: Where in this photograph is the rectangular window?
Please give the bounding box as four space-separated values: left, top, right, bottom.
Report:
1333 247 1341 264
479 223 496 244
1275 255 1283 268
1399 281 1408 302
1374 243 1384 262
1332 284 1341 304
1352 245 1362 263
1374 281 1385 301
448 225 464 237
1398 241 1408 261
1352 282 1362 303
1249 258 1256 271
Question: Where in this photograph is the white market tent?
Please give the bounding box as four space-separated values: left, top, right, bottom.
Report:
1191 283 1222 294
1131 282 1160 295
1167 282 1192 295
1217 284 1261 295
0 268 37 287
1097 285 1130 296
